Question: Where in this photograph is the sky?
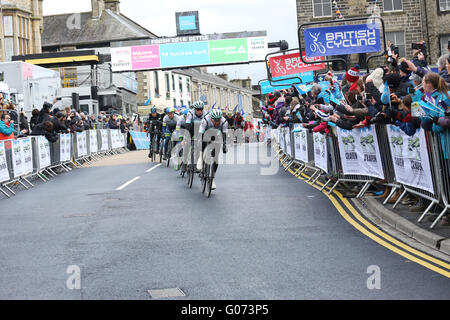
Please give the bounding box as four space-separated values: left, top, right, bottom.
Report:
43 0 299 85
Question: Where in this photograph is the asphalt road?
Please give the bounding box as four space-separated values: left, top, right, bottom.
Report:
0 144 449 299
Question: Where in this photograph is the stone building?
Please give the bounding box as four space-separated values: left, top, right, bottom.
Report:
0 0 43 61
296 0 450 68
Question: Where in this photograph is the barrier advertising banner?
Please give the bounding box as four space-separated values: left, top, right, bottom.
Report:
0 142 9 183
387 126 434 194
130 131 150 150
21 138 33 175
269 51 325 78
60 134 71 162
336 126 384 179
279 126 285 152
304 23 381 58
285 127 292 157
76 132 87 157
293 125 309 163
89 130 98 154
38 136 51 170
11 139 23 178
100 130 109 151
313 132 328 173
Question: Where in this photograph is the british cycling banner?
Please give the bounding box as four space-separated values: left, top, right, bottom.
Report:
304 23 381 58
129 131 150 150
269 52 325 78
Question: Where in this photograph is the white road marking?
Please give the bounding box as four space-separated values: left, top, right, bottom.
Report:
146 164 162 173
116 176 141 191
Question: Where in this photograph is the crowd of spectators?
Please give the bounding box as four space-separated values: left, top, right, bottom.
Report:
260 40 450 219
0 101 133 143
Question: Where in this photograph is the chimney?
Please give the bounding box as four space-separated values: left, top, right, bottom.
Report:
104 0 120 13
91 0 104 19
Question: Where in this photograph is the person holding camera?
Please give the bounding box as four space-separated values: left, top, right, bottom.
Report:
411 41 428 69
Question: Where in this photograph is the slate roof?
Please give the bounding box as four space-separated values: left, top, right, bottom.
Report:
42 9 157 48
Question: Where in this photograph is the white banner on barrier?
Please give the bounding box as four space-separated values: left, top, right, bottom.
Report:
0 142 9 183
336 126 384 179
11 139 24 178
279 127 285 151
265 127 271 142
21 138 33 176
285 127 292 157
293 125 309 163
387 126 434 194
38 136 51 169
100 130 109 151
76 132 87 157
90 130 98 153
313 132 328 173
60 134 71 162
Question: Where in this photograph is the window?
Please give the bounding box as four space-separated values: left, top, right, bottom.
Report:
439 35 450 56
172 74 175 91
186 80 190 94
173 98 176 107
154 71 159 97
383 0 402 12
165 73 170 92
439 0 450 11
3 16 13 36
4 38 14 61
386 31 406 58
179 77 183 93
312 0 332 18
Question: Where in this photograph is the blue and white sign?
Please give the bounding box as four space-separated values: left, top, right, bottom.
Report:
129 131 150 150
305 23 381 57
273 71 314 84
260 77 303 94
179 15 196 31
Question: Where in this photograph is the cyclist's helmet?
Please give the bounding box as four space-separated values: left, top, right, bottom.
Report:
168 107 175 113
210 109 223 121
192 101 205 110
151 106 157 113
182 108 190 116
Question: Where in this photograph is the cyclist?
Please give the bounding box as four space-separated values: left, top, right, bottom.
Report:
183 101 207 172
173 108 190 171
197 109 228 190
233 110 245 143
147 106 163 158
162 107 180 160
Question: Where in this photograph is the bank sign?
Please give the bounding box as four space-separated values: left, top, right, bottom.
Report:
111 31 268 72
304 23 381 58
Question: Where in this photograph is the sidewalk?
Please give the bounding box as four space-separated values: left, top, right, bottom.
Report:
352 195 450 258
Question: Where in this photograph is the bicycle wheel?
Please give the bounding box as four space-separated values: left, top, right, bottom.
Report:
206 164 215 198
159 140 163 163
166 141 172 167
202 164 209 193
188 143 195 188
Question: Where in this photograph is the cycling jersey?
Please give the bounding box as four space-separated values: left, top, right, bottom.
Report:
147 113 163 132
199 115 228 135
234 115 245 129
162 114 180 135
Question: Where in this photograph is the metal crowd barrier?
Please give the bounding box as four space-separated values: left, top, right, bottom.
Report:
0 129 130 199
273 124 450 229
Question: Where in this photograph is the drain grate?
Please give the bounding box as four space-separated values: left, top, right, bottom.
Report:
148 287 186 299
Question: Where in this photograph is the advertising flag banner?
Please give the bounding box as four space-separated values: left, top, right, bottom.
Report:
304 23 381 57
313 132 328 173
387 126 434 194
0 142 10 183
336 126 384 179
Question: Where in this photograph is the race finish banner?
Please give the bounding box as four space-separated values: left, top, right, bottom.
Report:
111 31 268 72
269 51 325 79
313 132 328 173
293 125 308 163
387 126 434 194
0 142 10 183
304 23 381 58
336 126 384 179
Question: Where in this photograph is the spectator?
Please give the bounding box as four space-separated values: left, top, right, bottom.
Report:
29 109 40 131
51 112 69 133
0 113 15 141
107 114 120 129
37 102 53 124
31 120 58 143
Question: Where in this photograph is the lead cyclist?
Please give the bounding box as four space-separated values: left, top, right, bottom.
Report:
197 109 228 190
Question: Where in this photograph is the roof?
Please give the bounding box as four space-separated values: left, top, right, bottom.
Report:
173 69 253 94
42 9 157 48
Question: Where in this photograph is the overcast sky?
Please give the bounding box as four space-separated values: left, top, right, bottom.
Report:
43 0 299 85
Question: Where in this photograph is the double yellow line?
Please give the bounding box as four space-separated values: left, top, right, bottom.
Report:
279 157 450 279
